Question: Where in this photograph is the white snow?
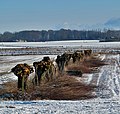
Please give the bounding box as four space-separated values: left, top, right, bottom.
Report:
76 74 93 85
0 41 120 113
99 54 106 61
0 55 57 84
0 99 120 114
1 41 120 49
0 40 99 48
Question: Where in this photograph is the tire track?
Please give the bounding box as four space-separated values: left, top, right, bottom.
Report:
95 54 120 98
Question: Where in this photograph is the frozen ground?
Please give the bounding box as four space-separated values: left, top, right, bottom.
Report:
0 55 56 84
0 40 99 48
0 99 120 114
0 41 120 56
0 41 120 113
0 54 120 113
1 40 120 48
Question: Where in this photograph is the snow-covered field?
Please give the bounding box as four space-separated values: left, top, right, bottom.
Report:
0 99 120 114
0 40 120 49
0 41 120 113
0 40 99 48
0 41 120 56
0 55 56 84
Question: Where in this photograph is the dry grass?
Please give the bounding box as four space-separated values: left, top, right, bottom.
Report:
39 75 96 100
67 63 91 73
0 81 18 94
0 54 105 100
0 75 96 100
17 75 96 100
67 55 105 74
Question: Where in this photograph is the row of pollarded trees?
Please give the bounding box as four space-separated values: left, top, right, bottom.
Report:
55 49 92 73
11 49 92 92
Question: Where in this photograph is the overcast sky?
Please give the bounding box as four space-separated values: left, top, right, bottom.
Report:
0 0 120 33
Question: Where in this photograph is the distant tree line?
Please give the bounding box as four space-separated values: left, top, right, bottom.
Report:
0 29 120 42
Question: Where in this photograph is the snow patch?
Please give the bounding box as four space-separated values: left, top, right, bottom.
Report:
76 73 93 85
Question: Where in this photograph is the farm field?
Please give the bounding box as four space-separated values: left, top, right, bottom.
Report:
0 41 120 113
